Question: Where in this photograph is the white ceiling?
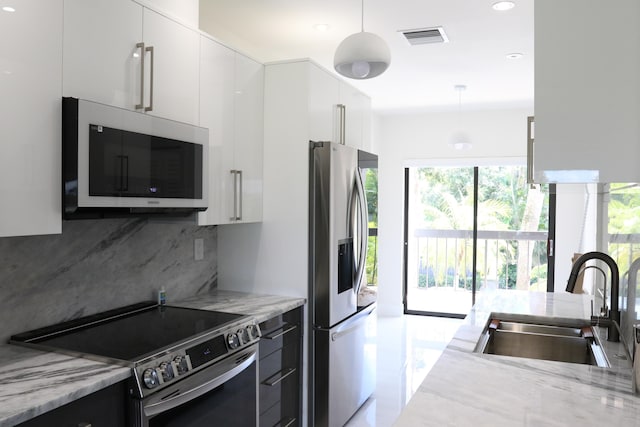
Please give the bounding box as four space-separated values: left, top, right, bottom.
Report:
199 0 534 114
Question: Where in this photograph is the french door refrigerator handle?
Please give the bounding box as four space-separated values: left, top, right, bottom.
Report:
145 45 155 112
354 168 368 295
330 304 376 341
135 42 145 110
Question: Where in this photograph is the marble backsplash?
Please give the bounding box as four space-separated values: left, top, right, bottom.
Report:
0 217 218 344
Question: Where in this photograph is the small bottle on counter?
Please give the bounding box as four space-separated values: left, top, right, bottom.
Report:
158 287 167 306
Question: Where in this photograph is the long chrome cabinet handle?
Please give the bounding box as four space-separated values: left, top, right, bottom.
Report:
236 170 243 221
135 42 145 110
263 367 296 387
527 116 534 185
337 104 346 145
262 324 297 340
145 45 154 112
230 170 238 221
342 104 346 145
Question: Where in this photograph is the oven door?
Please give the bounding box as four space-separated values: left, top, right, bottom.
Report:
133 345 258 427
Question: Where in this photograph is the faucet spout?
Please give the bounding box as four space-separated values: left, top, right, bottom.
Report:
566 251 620 342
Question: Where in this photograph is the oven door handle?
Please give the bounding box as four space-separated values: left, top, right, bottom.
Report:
143 347 257 418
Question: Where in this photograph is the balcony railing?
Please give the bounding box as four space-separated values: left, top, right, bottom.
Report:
409 229 549 291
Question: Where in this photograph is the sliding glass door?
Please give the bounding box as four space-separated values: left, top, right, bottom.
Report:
404 165 552 317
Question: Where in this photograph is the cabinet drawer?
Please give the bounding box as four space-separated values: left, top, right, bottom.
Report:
260 402 297 427
259 322 300 358
259 368 299 417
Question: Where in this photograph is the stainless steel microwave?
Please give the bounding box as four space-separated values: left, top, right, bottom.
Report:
62 98 208 219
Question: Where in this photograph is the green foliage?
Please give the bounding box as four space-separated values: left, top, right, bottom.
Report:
498 263 517 289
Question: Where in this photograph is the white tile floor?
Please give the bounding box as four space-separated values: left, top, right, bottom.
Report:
344 314 463 427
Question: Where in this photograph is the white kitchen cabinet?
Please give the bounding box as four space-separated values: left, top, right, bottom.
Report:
141 7 199 125
306 65 372 150
217 59 371 294
0 0 63 237
308 64 340 142
198 36 263 226
63 0 199 125
339 81 368 150
233 53 264 223
533 0 640 183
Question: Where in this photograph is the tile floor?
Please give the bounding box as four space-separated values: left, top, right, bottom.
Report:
345 314 463 427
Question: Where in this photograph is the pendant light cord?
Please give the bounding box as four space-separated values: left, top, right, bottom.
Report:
361 0 365 32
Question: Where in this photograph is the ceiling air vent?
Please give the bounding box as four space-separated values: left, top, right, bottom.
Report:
400 27 449 45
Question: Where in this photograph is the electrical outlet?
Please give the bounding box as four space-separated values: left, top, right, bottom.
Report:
194 238 204 261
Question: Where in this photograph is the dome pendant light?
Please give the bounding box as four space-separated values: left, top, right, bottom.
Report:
334 0 391 79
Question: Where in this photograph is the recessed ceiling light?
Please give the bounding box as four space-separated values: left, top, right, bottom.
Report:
492 1 515 11
506 52 524 59
2 6 16 12
313 24 330 32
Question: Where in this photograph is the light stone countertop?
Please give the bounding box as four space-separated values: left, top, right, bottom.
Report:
394 290 640 426
172 289 306 324
0 345 131 427
0 290 305 427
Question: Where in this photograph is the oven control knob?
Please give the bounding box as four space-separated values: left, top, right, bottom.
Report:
237 328 249 344
173 356 189 375
227 333 240 349
246 324 260 340
143 368 160 389
158 361 174 381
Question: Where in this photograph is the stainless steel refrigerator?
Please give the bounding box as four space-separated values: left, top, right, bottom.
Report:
309 140 377 427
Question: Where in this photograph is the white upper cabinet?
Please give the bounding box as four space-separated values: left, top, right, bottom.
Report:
0 0 63 237
339 81 367 151
63 0 199 125
141 8 199 125
534 0 640 183
198 36 264 226
306 62 372 150
308 64 340 142
233 54 264 223
63 0 142 111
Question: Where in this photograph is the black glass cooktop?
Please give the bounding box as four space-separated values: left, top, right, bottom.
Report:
11 303 243 362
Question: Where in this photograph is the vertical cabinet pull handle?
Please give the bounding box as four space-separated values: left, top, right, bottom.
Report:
526 116 535 186
230 170 238 221
337 104 346 145
135 42 145 110
342 104 347 146
237 170 243 221
145 46 155 112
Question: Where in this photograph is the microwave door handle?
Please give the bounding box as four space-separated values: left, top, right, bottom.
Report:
354 168 368 295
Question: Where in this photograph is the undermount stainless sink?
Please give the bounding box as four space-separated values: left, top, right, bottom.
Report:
475 317 610 368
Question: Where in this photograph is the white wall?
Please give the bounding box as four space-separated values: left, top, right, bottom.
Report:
376 108 533 316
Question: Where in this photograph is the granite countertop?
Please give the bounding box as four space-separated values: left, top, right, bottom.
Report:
394 291 640 426
0 290 305 427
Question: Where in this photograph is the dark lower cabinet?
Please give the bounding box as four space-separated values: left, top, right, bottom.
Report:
17 380 127 427
259 307 302 427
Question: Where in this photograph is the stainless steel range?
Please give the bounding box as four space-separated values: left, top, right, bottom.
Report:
10 301 261 426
